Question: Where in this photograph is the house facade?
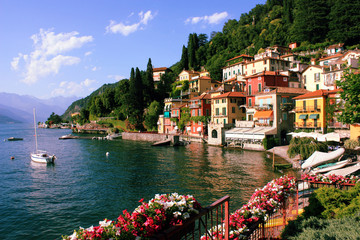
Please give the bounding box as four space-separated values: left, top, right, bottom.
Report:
211 91 246 125
188 93 211 136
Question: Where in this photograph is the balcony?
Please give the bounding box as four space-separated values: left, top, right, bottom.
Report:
280 102 294 111
295 122 322 128
255 122 273 127
189 103 201 109
254 104 273 111
328 122 350 129
295 106 321 113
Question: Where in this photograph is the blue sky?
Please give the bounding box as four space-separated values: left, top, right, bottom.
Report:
0 0 266 99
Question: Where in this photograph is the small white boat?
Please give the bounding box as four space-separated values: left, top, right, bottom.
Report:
31 108 55 164
325 163 360 176
31 150 56 164
301 148 345 169
310 159 352 174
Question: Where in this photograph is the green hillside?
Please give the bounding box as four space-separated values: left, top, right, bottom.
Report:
62 0 360 126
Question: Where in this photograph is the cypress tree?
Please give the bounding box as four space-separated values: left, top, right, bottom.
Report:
179 45 189 71
143 58 155 107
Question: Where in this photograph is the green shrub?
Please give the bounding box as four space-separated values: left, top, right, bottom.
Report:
262 137 276 150
282 216 360 240
344 139 359 149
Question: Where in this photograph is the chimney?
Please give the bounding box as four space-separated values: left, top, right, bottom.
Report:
311 58 316 65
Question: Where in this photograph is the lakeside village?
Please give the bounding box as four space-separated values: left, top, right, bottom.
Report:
61 45 360 239
68 43 360 153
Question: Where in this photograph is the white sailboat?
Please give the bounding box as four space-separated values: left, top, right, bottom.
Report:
30 108 56 164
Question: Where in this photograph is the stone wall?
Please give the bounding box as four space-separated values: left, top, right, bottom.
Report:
122 132 167 142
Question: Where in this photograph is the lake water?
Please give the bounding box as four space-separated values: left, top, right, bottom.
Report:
0 123 294 239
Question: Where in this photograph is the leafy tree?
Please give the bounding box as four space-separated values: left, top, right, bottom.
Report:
336 69 360 124
46 112 62 125
291 0 329 44
328 0 360 45
287 137 328 159
178 107 191 132
144 101 162 130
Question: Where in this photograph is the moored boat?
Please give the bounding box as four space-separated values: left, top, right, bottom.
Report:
310 159 352 174
301 148 345 169
7 137 23 141
31 108 56 164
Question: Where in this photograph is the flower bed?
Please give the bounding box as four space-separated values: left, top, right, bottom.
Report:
201 175 297 240
301 173 360 185
62 193 201 240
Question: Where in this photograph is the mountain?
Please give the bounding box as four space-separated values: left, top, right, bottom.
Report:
0 92 79 123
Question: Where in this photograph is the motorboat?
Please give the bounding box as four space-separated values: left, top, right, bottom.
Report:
310 159 352 174
31 108 55 164
7 137 23 141
59 134 79 140
301 148 345 169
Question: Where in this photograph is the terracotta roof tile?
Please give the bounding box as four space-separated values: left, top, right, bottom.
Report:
212 91 246 99
293 89 329 99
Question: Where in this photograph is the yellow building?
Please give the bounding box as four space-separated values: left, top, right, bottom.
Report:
189 76 221 94
301 65 332 91
244 57 290 76
177 70 199 81
293 90 328 132
211 92 246 125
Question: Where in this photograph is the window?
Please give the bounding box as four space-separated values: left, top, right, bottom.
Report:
224 119 226 124
258 83 262 92
303 100 306 110
260 99 263 107
222 107 226 115
215 108 219 115
212 130 218 138
283 77 287 82
206 109 209 116
232 119 236 124
314 99 318 110
314 73 320 82
248 85 252 95
316 84 320 90
198 109 201 116
249 98 252 107
248 114 253 121
283 113 288 120
232 107 235 113
192 110 195 116
222 99 226 103
303 75 307 84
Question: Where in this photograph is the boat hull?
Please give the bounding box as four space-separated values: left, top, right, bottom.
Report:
31 152 55 164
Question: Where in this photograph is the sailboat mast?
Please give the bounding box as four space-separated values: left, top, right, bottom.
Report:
33 108 38 152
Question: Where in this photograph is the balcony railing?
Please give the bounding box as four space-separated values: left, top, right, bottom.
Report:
327 122 350 129
295 122 322 128
152 195 230 240
280 102 294 111
295 107 321 113
189 103 201 108
254 104 273 111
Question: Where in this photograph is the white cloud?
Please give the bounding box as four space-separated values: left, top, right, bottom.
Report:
11 29 93 85
85 51 92 56
185 11 229 25
92 66 98 71
108 74 126 81
51 78 96 97
106 10 154 36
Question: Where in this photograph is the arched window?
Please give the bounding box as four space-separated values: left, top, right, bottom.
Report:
212 130 218 138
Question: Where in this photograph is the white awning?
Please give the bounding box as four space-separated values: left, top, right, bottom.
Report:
225 127 277 140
